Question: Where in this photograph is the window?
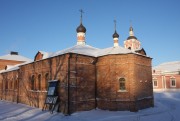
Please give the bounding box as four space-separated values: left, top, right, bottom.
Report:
153 79 158 87
31 75 35 90
14 80 17 90
5 80 8 89
119 78 126 91
170 78 176 87
38 74 41 90
45 73 49 90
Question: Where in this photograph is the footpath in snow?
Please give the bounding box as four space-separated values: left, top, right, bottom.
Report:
0 90 180 121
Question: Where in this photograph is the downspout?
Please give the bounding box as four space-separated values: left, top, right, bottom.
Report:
1 74 3 100
94 58 98 109
17 71 20 103
66 53 71 115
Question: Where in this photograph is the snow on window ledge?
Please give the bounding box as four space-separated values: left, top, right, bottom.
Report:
117 90 128 92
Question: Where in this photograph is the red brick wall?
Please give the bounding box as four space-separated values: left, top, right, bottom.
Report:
153 74 180 89
34 52 43 61
96 54 153 111
0 59 25 70
0 70 19 102
0 53 154 114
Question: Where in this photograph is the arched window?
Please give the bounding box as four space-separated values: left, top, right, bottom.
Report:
119 78 126 90
10 80 13 89
14 80 17 90
31 75 35 90
5 80 8 89
128 47 131 50
45 73 49 90
38 74 41 90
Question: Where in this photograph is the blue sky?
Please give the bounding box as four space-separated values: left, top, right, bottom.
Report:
0 0 180 66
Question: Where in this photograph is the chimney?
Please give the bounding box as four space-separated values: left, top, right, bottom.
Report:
10 51 18 55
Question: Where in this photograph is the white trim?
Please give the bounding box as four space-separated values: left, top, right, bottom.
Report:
77 41 86 45
77 32 85 36
153 79 158 87
170 78 176 87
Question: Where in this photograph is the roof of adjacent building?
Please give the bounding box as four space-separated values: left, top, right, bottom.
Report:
0 61 33 73
153 61 180 72
0 53 32 62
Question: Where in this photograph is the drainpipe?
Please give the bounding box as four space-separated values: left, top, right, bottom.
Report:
94 58 98 109
66 53 71 115
17 72 20 103
1 74 3 100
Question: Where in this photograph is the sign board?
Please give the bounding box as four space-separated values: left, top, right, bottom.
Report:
47 80 58 96
42 80 59 113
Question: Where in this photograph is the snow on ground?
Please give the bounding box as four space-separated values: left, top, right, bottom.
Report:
0 90 180 121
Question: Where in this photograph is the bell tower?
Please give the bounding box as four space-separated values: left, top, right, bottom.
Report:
124 25 141 50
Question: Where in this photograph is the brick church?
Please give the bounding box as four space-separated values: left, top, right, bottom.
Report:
0 14 154 115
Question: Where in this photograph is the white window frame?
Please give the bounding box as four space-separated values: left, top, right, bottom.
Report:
153 78 158 87
153 79 158 87
170 78 176 87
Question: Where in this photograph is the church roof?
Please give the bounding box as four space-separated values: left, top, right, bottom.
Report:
33 44 136 59
0 53 32 62
97 46 134 57
53 44 99 57
153 61 180 72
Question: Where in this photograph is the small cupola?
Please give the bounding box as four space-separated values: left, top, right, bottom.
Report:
76 23 86 33
76 9 86 45
112 20 119 47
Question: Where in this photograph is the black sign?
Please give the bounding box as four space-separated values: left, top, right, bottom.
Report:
42 80 59 113
47 80 58 96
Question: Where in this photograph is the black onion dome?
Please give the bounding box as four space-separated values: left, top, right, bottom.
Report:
127 36 137 40
76 23 86 33
129 26 133 31
112 31 119 38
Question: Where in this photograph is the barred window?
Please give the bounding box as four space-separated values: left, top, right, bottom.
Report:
119 78 126 90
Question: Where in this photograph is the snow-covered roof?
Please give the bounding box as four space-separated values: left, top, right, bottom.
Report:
0 65 19 73
153 61 180 72
0 44 148 74
0 61 33 73
52 44 100 57
38 51 54 59
97 46 134 57
32 44 148 61
0 54 32 62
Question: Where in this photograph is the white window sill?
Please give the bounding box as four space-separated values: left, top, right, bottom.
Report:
118 90 128 92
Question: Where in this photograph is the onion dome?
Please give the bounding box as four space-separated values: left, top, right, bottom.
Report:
127 36 137 40
112 31 119 38
129 26 133 31
76 23 86 33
